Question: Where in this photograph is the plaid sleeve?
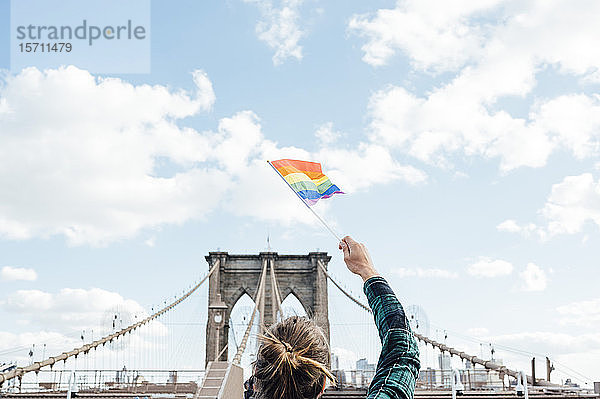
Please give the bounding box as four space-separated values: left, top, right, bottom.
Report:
364 277 420 399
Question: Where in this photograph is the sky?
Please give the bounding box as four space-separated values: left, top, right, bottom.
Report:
1 0 600 386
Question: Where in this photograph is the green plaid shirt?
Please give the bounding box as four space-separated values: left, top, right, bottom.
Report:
364 277 420 399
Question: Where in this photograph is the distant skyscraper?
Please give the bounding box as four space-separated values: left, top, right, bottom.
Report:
439 353 451 370
355 358 376 387
356 358 368 371
331 353 339 370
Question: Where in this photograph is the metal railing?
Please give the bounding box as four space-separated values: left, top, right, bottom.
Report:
417 368 509 391
0 369 205 394
333 368 534 391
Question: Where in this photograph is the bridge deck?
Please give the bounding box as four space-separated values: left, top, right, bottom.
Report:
3 389 598 399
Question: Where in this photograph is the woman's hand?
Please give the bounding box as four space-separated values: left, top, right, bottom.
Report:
339 236 379 282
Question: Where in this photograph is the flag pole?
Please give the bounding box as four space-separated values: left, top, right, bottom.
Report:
267 160 342 243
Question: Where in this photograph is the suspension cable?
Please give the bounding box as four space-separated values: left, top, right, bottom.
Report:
214 344 228 362
428 323 593 384
317 260 371 313
229 317 239 352
320 262 560 387
0 261 219 386
233 259 268 365
269 259 283 320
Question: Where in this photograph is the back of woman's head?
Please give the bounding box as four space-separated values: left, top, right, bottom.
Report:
253 316 335 399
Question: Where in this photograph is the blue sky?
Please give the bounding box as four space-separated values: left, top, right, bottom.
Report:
1 0 600 385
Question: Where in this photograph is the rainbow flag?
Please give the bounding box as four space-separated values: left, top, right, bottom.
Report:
270 159 343 206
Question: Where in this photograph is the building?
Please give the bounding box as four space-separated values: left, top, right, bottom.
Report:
356 358 368 371
355 358 376 387
331 353 339 370
439 353 451 370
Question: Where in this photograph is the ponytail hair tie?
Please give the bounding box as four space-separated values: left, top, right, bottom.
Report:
278 337 294 353
264 328 295 353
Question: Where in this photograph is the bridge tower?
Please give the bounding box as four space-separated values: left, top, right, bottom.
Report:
205 251 331 365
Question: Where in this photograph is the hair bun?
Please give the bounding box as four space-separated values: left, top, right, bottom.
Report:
255 316 336 399
282 341 293 353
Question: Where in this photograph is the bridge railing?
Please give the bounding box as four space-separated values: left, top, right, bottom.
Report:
333 368 522 391
417 368 508 391
0 369 205 394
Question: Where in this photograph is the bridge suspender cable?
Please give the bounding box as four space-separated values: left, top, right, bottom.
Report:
0 262 219 386
269 259 283 321
233 258 268 365
317 260 370 313
215 344 228 362
318 260 557 388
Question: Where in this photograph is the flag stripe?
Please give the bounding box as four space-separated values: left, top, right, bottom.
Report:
313 175 330 186
294 185 342 199
275 166 323 180
271 159 323 173
316 179 333 192
296 189 323 200
320 184 342 197
290 180 319 193
284 172 313 185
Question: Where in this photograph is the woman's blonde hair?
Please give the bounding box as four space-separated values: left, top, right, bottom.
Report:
253 316 336 399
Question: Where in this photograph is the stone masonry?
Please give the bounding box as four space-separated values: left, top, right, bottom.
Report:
205 252 331 365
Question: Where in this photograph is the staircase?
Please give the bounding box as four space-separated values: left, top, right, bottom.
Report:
194 361 243 399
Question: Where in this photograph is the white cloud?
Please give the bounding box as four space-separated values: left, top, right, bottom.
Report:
365 88 600 172
0 66 227 246
467 257 513 278
542 173 600 236
1 266 37 281
496 219 521 233
318 142 427 192
244 0 305 65
191 70 216 111
365 82 568 172
0 285 172 368
351 1 600 172
1 287 147 332
331 347 359 370
501 173 600 239
315 122 341 145
535 94 600 159
557 298 600 328
519 262 547 292
350 0 600 76
496 219 547 240
349 0 503 70
0 67 422 245
394 267 458 279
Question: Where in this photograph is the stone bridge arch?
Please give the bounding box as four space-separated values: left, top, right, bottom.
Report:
205 252 331 365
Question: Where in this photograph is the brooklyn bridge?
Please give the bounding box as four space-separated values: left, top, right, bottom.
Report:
1 251 598 399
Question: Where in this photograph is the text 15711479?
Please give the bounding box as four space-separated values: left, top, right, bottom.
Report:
18 43 72 52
